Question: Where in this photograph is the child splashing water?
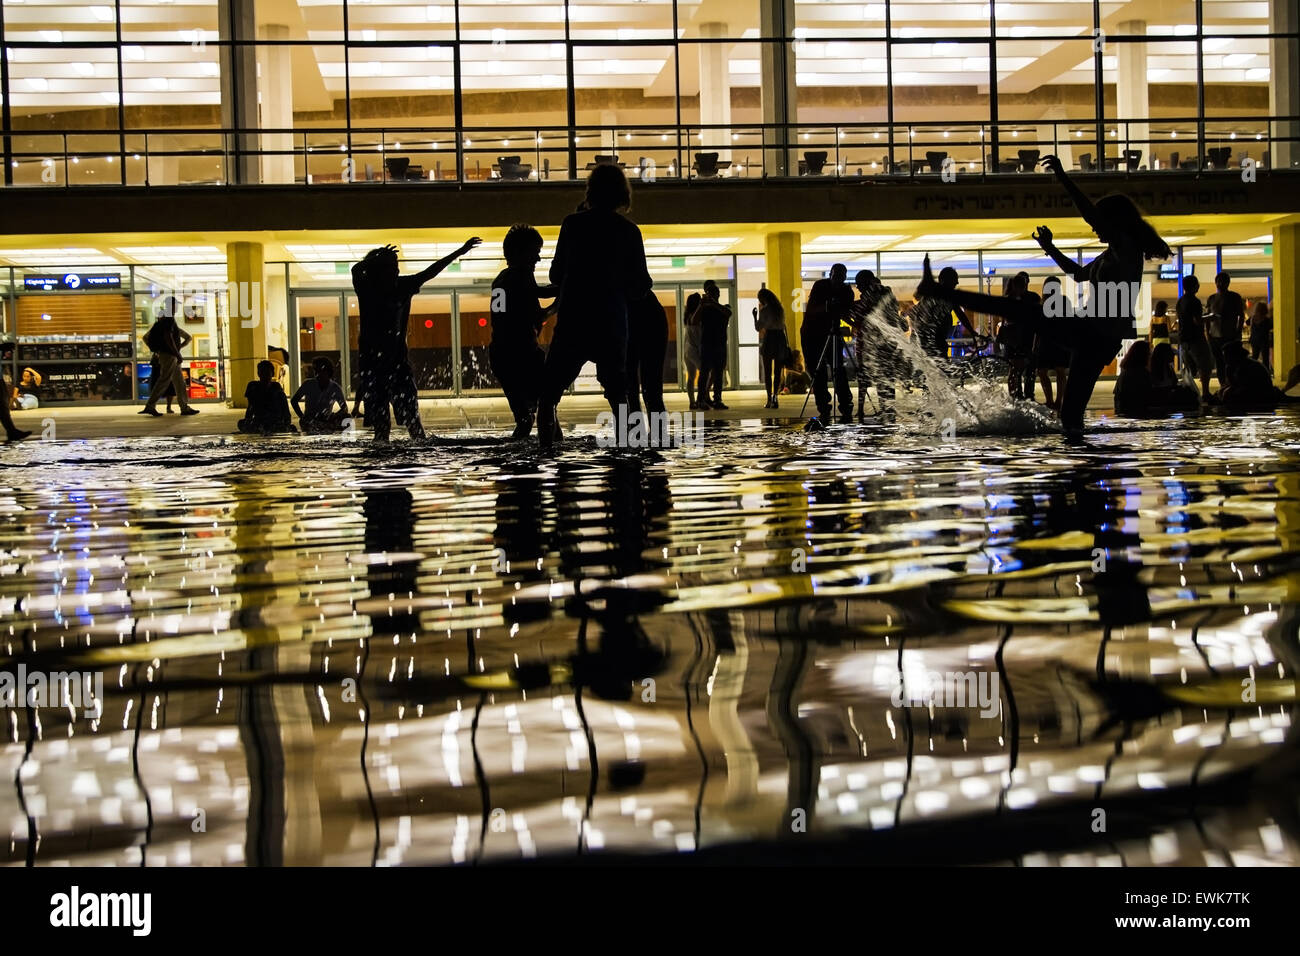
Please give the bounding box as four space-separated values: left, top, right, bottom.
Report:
916 154 1171 440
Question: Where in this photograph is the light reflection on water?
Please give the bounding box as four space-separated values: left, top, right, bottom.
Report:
2 413 1299 866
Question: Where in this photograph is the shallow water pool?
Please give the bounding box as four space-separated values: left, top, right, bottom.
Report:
2 412 1298 866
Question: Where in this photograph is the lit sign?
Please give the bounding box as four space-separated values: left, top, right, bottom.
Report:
24 274 122 291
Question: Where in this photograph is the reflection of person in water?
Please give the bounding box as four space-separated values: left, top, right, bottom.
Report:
363 486 419 639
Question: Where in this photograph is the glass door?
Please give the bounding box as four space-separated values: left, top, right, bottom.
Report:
293 292 347 394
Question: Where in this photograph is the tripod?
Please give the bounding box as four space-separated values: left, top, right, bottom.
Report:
799 324 854 423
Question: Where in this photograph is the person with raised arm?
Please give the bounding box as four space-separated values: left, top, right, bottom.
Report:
352 237 481 443
919 154 1170 439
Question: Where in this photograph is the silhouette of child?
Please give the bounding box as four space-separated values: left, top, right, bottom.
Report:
293 357 349 432
238 360 296 434
490 224 556 439
352 238 480 442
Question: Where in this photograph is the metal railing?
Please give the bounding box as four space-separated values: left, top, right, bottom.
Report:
3 116 1296 188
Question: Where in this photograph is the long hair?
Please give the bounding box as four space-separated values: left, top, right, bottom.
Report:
684 291 702 325
756 286 782 319
1096 194 1171 261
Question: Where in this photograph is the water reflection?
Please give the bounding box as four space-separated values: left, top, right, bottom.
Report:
2 416 1298 866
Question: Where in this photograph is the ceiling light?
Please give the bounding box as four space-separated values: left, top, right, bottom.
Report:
91 6 113 20
26 78 49 91
72 62 95 76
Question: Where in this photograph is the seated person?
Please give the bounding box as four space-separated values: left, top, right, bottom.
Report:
1113 341 1152 418
292 357 349 432
1219 341 1286 409
1148 342 1200 413
12 367 42 410
780 349 811 395
238 360 296 434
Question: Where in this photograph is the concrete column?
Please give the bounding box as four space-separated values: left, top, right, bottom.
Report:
1271 1 1298 169
1274 222 1299 383
227 241 267 407
698 23 732 165
219 0 259 184
760 0 797 177
263 269 290 363
765 231 801 346
1116 22 1149 169
258 24 295 184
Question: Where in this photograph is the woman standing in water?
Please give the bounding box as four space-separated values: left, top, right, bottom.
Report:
919 154 1170 440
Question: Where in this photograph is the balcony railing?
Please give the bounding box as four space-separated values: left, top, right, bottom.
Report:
3 117 1296 189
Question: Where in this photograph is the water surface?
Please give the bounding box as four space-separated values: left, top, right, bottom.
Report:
2 412 1298 866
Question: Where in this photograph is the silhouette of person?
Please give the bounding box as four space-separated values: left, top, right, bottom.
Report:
352 238 480 442
920 155 1170 439
694 280 732 410
997 271 1038 400
1029 155 1170 438
754 286 787 409
848 269 904 417
1206 271 1246 386
490 224 557 439
1176 275 1213 402
683 291 703 409
537 165 652 447
801 263 854 424
0 340 32 442
140 297 198 417
238 359 296 434
292 356 348 432
627 290 669 417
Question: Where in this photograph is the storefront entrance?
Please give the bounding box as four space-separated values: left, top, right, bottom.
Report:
290 280 738 399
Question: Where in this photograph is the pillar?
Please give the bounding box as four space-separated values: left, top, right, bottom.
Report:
698 23 732 165
760 0 797 177
219 0 259 184
1271 1 1298 169
258 24 295 184
766 231 801 347
1116 21 1149 168
227 241 267 407
1274 222 1298 384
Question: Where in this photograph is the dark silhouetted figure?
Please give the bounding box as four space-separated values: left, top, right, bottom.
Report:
538 165 652 447
140 297 198 416
627 290 668 417
754 286 787 409
238 359 296 434
352 238 480 442
683 291 703 409
922 155 1170 438
1033 277 1071 411
0 340 31 442
1249 300 1273 371
801 262 854 424
1176 275 1213 401
849 269 906 416
1206 270 1246 387
490 224 557 439
292 356 348 432
694 279 732 410
1113 341 1152 418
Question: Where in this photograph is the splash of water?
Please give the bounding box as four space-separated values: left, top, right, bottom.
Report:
855 297 1060 436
